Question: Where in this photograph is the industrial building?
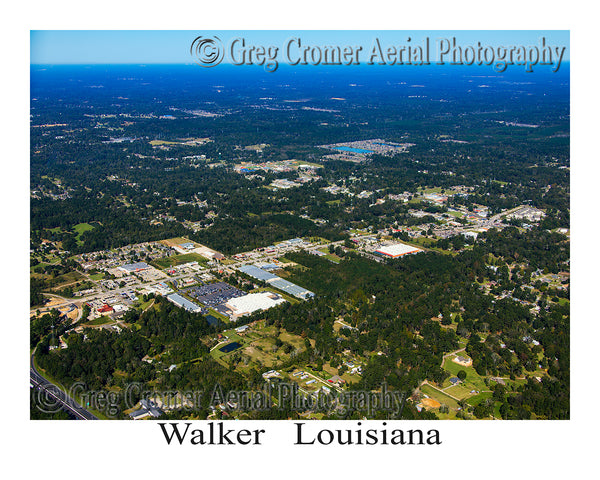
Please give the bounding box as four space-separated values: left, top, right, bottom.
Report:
237 264 315 299
374 242 422 258
166 293 202 313
238 264 280 282
268 278 314 299
225 292 286 318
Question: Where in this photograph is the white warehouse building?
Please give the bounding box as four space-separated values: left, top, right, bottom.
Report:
225 292 286 319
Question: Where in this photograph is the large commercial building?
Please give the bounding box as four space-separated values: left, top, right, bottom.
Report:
225 292 286 318
237 264 315 300
374 242 422 258
238 264 279 282
118 262 151 273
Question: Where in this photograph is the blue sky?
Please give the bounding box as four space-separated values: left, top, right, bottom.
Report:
31 30 569 65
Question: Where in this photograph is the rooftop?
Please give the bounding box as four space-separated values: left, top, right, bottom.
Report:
226 292 286 317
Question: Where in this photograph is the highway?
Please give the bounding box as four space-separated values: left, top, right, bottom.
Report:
30 350 98 420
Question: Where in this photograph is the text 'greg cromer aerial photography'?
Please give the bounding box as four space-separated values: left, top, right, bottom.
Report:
30 30 569 423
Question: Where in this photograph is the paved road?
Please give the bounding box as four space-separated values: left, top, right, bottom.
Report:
30 351 98 420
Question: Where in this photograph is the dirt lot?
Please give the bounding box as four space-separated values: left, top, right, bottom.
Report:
421 398 441 409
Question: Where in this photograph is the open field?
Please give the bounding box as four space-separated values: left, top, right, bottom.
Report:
151 252 208 269
446 210 466 218
73 222 94 245
84 316 114 326
321 362 358 384
420 384 460 410
209 323 308 372
44 271 87 290
442 357 488 392
158 237 197 248
149 140 181 146
317 247 342 264
465 391 493 407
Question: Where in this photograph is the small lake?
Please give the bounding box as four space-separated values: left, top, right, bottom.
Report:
333 146 374 154
219 342 242 353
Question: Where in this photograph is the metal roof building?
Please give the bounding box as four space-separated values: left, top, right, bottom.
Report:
238 264 279 282
166 293 202 313
267 278 314 299
374 243 422 258
238 264 315 300
225 292 286 317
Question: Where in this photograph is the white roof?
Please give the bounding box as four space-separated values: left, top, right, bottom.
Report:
226 292 286 316
375 243 422 257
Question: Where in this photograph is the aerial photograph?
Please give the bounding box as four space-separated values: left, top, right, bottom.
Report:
29 30 570 423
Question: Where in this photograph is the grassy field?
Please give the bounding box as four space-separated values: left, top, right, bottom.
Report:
44 271 87 289
420 384 460 410
321 362 358 384
421 187 444 194
317 247 342 264
84 316 114 326
465 391 493 407
149 140 181 146
152 253 208 269
442 357 488 392
137 298 155 311
210 323 308 372
73 222 94 245
446 210 466 218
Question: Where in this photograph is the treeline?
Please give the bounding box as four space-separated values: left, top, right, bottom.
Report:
36 329 152 391
190 213 345 254
130 295 213 363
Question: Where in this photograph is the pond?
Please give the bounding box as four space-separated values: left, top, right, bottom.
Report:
219 342 242 353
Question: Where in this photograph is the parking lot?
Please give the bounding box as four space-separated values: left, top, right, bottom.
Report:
182 282 246 308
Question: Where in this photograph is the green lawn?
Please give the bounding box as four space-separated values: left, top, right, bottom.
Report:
317 247 342 264
137 298 155 311
447 210 466 218
84 316 113 326
47 270 87 289
152 253 209 269
420 384 460 410
465 391 493 407
73 222 94 245
442 357 488 392
422 187 444 194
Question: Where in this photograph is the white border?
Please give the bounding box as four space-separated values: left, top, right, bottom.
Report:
3 1 596 478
